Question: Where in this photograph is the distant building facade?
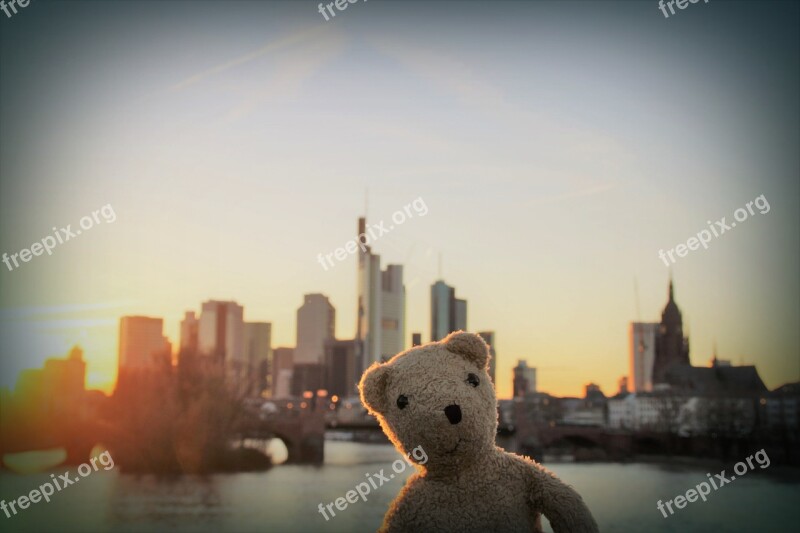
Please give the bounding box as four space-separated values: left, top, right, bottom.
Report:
630 322 658 392
607 393 666 431
244 322 272 396
271 347 294 399
760 383 800 430
559 384 606 427
478 331 497 384
430 280 467 341
380 265 405 360
198 300 244 362
291 363 324 397
296 294 335 364
513 360 536 397
180 311 199 353
324 339 359 398
610 355 770 435
119 316 171 370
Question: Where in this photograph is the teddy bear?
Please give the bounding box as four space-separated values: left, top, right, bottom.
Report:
359 330 599 533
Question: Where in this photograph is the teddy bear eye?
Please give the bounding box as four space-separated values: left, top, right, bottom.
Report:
466 373 480 387
397 394 409 409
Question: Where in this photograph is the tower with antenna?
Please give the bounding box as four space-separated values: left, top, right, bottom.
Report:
355 188 406 372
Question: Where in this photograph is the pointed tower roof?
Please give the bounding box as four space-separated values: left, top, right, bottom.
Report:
661 278 682 327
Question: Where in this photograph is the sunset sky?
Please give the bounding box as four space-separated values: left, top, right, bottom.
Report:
1 1 798 398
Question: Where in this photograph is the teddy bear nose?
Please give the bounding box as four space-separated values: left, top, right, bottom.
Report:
444 404 462 425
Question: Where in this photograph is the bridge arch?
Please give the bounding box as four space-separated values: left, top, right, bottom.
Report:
240 414 326 464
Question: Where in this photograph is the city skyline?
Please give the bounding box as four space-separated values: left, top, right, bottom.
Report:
1 1 797 399
0 273 793 401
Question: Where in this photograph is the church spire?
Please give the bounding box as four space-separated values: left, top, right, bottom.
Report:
653 275 691 384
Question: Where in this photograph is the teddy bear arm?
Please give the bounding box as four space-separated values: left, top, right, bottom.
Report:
380 501 413 533
379 479 424 533
527 467 599 533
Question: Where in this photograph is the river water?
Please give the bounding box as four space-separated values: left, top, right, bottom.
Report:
1 441 798 532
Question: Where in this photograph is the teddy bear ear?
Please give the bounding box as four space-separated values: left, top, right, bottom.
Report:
359 362 392 415
443 331 489 370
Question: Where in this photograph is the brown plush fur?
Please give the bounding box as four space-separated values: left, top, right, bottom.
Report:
359 331 599 533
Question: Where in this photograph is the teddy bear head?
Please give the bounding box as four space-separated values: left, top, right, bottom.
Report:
359 331 497 470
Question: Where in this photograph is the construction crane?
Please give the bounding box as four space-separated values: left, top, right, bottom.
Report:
633 277 647 392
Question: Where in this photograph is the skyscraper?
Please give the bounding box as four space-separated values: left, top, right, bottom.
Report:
291 363 324 397
295 293 335 364
244 322 272 396
179 311 199 353
380 264 405 360
357 217 377 373
431 281 452 341
244 322 272 363
629 322 658 392
118 316 171 370
355 217 406 370
198 300 245 362
478 331 497 384
652 280 691 384
454 299 467 333
324 338 358 398
430 280 467 341
513 360 537 397
271 347 294 399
